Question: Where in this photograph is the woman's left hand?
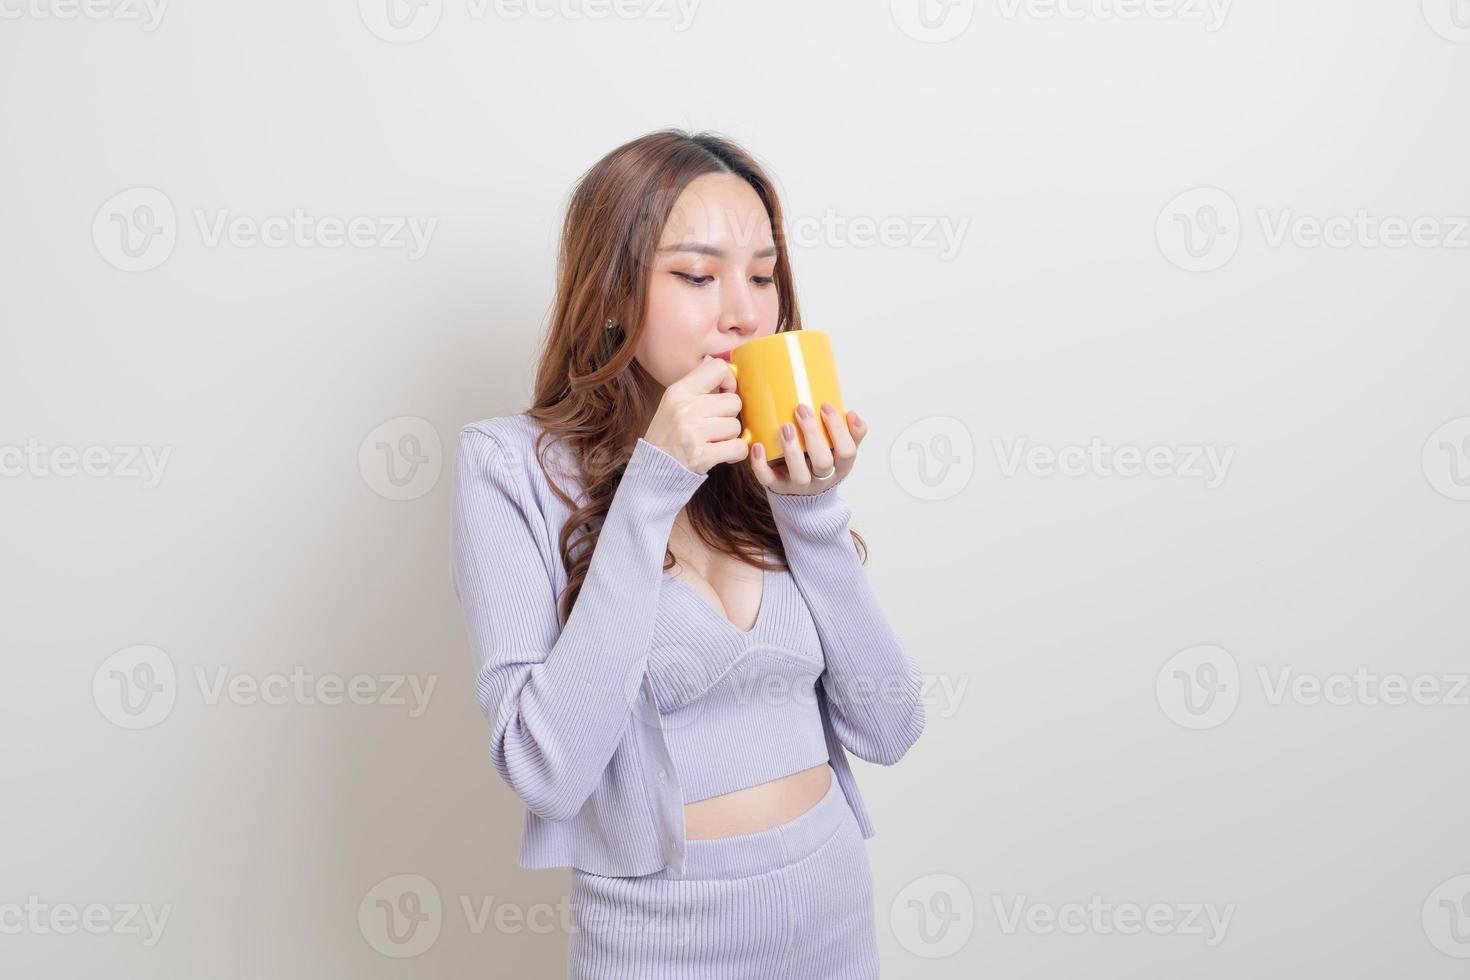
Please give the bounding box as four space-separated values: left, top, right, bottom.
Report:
749 402 866 495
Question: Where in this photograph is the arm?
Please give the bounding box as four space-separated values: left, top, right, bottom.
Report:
766 483 926 765
450 425 706 821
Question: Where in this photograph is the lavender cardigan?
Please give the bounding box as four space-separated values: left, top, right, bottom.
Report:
449 413 926 877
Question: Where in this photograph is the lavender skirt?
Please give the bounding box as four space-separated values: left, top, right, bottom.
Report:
567 765 880 979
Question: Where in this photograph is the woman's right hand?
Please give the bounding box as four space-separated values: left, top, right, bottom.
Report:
642 356 747 475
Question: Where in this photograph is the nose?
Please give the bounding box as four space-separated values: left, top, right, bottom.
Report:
717 278 760 337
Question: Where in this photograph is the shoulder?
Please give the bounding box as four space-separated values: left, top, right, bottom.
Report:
460 412 540 453
456 413 577 493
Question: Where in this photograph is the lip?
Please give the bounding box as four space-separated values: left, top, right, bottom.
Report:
711 350 733 362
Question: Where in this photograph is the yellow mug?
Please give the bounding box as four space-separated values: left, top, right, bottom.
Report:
725 330 846 463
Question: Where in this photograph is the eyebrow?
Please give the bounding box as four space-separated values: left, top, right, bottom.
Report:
657 242 779 259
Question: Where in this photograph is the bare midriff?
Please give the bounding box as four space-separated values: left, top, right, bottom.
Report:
683 762 832 839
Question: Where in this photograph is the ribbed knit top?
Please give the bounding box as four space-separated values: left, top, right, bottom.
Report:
449 412 927 877
652 555 830 804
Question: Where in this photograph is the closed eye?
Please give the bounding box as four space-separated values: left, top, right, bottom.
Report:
673 272 777 287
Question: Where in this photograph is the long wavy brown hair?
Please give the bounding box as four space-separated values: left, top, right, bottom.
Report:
523 129 866 625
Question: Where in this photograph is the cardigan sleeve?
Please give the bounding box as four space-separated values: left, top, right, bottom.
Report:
450 425 707 821
765 483 926 765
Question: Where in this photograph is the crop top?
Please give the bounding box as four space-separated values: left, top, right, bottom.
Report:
449 412 927 877
652 556 830 804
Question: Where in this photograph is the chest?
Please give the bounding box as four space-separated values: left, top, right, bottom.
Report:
647 552 824 714
662 543 767 634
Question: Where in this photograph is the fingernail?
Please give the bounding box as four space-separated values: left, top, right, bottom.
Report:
796 403 811 419
851 411 862 426
782 423 795 439
821 403 835 414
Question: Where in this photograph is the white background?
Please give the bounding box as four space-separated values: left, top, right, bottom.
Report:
3 0 1469 976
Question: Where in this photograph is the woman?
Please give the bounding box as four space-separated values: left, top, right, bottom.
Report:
450 129 927 978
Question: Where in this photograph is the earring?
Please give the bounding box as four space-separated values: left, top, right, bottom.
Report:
605 318 617 331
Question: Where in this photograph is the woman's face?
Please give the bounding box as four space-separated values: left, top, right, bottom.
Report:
634 172 781 389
